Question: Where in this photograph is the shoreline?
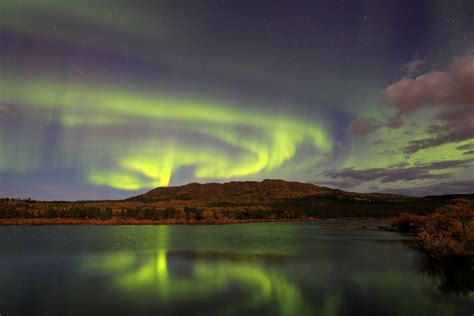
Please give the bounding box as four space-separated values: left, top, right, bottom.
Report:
0 217 394 226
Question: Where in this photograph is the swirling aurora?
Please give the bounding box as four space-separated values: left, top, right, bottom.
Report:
0 77 332 190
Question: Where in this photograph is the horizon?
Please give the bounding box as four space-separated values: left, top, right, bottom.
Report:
1 1 474 200
2 178 473 202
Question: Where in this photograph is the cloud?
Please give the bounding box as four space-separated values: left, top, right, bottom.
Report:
313 179 362 189
456 143 474 156
324 166 447 183
0 105 10 115
403 120 474 153
401 58 425 75
384 55 474 110
323 159 474 184
384 72 456 111
371 139 390 145
456 143 474 150
381 54 474 152
386 113 404 129
383 180 474 196
350 117 379 136
353 55 474 153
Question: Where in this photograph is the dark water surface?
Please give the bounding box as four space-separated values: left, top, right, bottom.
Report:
0 221 472 315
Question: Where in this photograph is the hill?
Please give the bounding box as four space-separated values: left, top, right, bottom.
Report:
131 179 334 205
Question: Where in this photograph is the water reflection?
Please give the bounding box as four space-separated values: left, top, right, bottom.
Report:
81 225 311 315
84 249 391 315
0 223 472 315
78 249 474 316
420 255 474 295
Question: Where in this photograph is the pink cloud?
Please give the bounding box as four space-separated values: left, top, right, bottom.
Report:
0 105 10 116
379 54 474 152
350 117 378 136
384 54 474 111
387 113 403 129
384 71 456 111
401 58 425 75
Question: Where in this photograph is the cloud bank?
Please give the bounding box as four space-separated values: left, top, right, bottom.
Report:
323 159 474 184
352 55 474 153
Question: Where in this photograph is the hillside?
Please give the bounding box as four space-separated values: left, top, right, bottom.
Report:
132 179 334 205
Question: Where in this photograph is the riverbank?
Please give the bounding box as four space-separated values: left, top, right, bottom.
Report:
0 217 393 226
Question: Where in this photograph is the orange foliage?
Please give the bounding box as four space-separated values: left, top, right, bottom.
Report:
393 199 474 258
391 212 425 233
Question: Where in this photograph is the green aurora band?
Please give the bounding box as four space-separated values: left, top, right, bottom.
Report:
0 78 332 190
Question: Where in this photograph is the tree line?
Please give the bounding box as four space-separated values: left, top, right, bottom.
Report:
0 195 449 221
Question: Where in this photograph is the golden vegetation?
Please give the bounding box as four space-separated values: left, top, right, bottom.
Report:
393 199 474 258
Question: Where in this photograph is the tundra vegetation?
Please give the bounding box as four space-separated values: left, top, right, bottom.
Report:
392 199 474 295
0 193 470 225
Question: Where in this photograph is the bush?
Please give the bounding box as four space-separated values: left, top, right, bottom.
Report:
392 201 474 259
417 213 474 258
391 212 425 233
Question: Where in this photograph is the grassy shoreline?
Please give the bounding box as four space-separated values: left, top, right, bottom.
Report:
0 216 393 226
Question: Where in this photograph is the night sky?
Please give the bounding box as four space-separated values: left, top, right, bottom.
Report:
1 0 473 200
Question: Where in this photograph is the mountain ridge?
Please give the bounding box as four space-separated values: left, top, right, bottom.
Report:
129 178 419 206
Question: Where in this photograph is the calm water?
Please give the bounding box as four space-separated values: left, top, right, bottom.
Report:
0 221 472 315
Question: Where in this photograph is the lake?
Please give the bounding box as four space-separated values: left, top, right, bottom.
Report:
0 221 472 315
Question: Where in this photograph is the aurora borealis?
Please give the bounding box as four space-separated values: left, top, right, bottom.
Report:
1 1 473 199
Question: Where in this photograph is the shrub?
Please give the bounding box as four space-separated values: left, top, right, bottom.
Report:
391 212 425 233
